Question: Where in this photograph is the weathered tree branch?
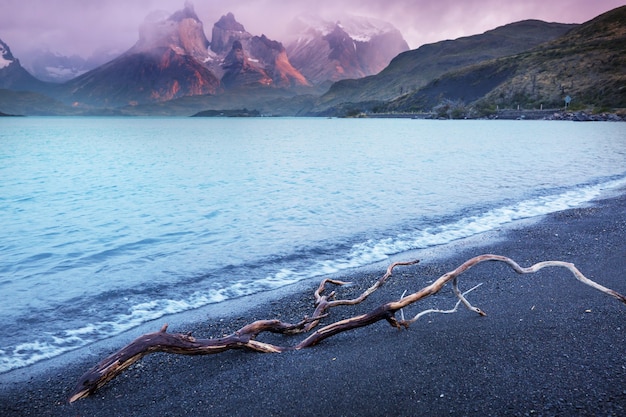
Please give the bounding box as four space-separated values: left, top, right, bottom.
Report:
68 255 625 403
306 259 419 330
67 319 311 403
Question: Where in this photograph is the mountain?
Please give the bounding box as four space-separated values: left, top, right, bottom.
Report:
317 19 577 110
59 3 221 107
210 13 309 89
286 14 409 85
0 39 50 93
383 5 626 113
210 12 248 55
0 6 406 113
0 6 312 113
56 8 308 107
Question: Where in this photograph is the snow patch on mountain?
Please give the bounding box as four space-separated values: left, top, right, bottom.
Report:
338 15 396 43
0 54 12 69
288 13 335 38
288 13 398 43
0 40 15 69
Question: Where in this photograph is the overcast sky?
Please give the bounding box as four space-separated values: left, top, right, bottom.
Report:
2 0 624 60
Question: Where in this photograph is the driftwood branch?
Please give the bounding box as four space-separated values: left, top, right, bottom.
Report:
69 255 625 403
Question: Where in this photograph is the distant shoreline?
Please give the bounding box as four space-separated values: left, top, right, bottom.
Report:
3 110 624 120
363 109 625 121
0 111 23 117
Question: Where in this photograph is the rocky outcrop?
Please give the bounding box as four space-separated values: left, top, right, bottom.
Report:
250 35 309 88
548 111 625 122
133 3 210 62
324 25 362 78
221 40 272 88
210 12 250 55
1 39 17 69
211 13 309 89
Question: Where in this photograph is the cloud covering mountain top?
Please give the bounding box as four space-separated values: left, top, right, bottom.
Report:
1 0 623 67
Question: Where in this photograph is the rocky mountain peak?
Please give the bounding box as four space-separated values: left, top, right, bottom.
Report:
215 12 246 32
210 13 251 55
221 39 271 88
214 16 309 89
325 24 358 63
168 1 200 22
59 3 220 106
134 3 210 62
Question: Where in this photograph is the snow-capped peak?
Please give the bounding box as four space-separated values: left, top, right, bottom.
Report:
338 15 396 42
288 13 336 38
0 40 16 69
288 13 398 42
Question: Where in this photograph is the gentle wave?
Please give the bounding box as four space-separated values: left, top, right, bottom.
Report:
1 176 624 374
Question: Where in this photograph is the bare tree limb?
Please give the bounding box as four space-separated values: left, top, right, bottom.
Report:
67 319 309 403
68 255 625 403
293 255 626 348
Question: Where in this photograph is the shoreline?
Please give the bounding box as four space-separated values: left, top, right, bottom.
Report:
0 205 524 385
364 109 626 121
2 192 625 416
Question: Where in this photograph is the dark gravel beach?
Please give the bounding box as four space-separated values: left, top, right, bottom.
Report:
2 192 625 417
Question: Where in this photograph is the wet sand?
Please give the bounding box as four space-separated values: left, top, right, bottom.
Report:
1 192 625 417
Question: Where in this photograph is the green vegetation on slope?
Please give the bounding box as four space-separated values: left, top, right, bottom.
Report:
381 6 626 115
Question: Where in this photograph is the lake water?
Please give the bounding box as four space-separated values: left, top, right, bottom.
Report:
1 117 625 374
